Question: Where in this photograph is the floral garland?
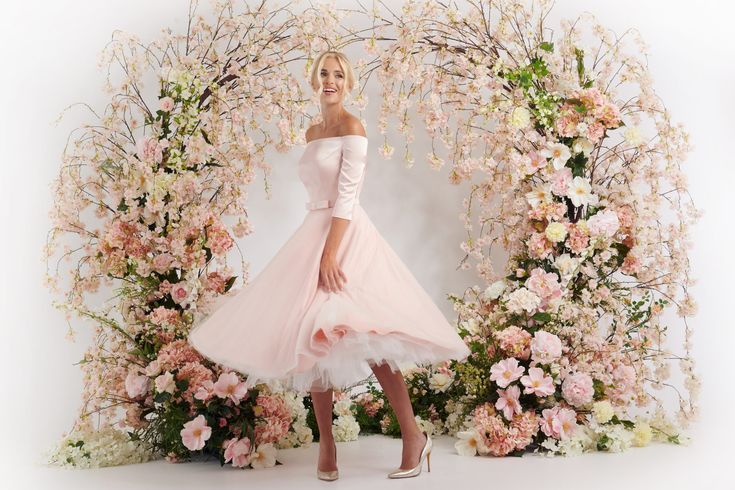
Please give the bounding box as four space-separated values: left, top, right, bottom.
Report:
43 0 699 467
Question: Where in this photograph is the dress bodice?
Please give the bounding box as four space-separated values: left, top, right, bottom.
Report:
298 135 368 221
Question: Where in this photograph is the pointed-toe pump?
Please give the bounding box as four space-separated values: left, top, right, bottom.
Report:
387 431 432 479
317 439 339 481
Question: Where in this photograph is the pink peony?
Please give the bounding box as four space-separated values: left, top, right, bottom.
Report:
530 331 563 364
495 385 522 420
490 358 525 388
180 414 212 451
520 366 555 396
566 223 589 254
561 371 594 407
525 268 562 303
587 209 620 238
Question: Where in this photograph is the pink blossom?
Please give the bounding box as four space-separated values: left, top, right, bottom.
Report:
495 326 531 359
152 253 175 273
125 371 150 399
136 136 163 164
567 223 589 253
490 358 525 388
495 385 522 420
526 150 547 173
213 372 249 404
561 371 594 407
223 436 252 468
621 252 642 275
159 96 175 112
587 209 620 238
525 268 562 303
586 121 606 142
530 331 563 364
520 367 555 396
194 380 215 401
550 167 573 196
170 282 190 304
540 406 578 440
180 414 212 451
528 232 553 259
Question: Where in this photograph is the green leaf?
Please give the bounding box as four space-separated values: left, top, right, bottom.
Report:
532 312 552 323
540 41 554 53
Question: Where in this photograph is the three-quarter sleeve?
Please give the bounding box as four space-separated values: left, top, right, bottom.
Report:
331 136 368 221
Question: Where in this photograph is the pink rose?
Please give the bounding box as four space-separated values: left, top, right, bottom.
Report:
125 371 150 398
159 96 175 112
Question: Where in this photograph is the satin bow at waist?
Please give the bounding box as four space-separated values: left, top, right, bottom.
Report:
305 199 360 211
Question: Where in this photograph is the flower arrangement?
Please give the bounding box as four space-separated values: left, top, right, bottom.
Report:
43 0 699 466
354 0 699 456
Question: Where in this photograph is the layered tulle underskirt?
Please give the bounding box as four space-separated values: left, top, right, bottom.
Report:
187 204 471 393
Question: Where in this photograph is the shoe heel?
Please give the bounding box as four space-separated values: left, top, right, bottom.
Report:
426 449 431 472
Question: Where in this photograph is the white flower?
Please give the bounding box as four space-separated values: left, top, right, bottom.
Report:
483 280 506 300
505 287 541 314
545 222 567 243
591 400 614 425
460 318 481 335
554 253 580 280
454 429 485 456
154 371 176 394
510 106 532 128
333 398 353 417
572 137 594 156
624 125 644 146
567 176 599 207
526 183 552 208
429 372 454 393
632 421 653 447
540 142 571 170
250 443 277 468
333 414 360 442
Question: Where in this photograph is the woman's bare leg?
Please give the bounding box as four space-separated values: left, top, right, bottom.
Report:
370 361 428 469
310 387 337 471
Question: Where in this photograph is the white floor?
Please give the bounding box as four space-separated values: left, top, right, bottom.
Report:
12 425 733 490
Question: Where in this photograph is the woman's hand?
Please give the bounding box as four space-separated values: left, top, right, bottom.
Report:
319 251 347 292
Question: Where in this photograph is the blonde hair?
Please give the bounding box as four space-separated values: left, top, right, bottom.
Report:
310 51 356 94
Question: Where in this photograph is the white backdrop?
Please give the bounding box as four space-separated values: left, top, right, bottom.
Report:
1 0 733 488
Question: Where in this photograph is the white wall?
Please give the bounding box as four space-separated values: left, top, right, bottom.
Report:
2 0 733 487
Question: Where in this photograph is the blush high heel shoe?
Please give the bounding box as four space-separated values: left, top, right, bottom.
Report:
387 431 432 479
317 439 339 481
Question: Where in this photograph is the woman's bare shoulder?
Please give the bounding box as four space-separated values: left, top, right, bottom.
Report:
341 114 366 137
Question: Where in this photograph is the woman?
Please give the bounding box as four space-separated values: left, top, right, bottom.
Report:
187 50 470 480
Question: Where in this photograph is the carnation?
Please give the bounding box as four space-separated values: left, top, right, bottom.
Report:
591 400 615 423
545 221 567 243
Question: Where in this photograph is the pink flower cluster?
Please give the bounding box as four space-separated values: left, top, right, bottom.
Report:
354 392 385 417
555 87 621 142
495 326 531 359
525 268 562 309
472 403 539 456
540 405 578 440
254 394 292 445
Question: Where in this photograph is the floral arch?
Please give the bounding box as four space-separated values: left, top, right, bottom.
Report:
43 0 699 467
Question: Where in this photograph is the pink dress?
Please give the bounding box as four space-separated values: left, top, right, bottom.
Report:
187 134 470 392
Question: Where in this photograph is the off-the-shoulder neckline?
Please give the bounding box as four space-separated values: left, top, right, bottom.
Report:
305 134 368 146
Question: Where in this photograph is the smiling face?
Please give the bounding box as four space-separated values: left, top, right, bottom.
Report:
316 56 347 105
